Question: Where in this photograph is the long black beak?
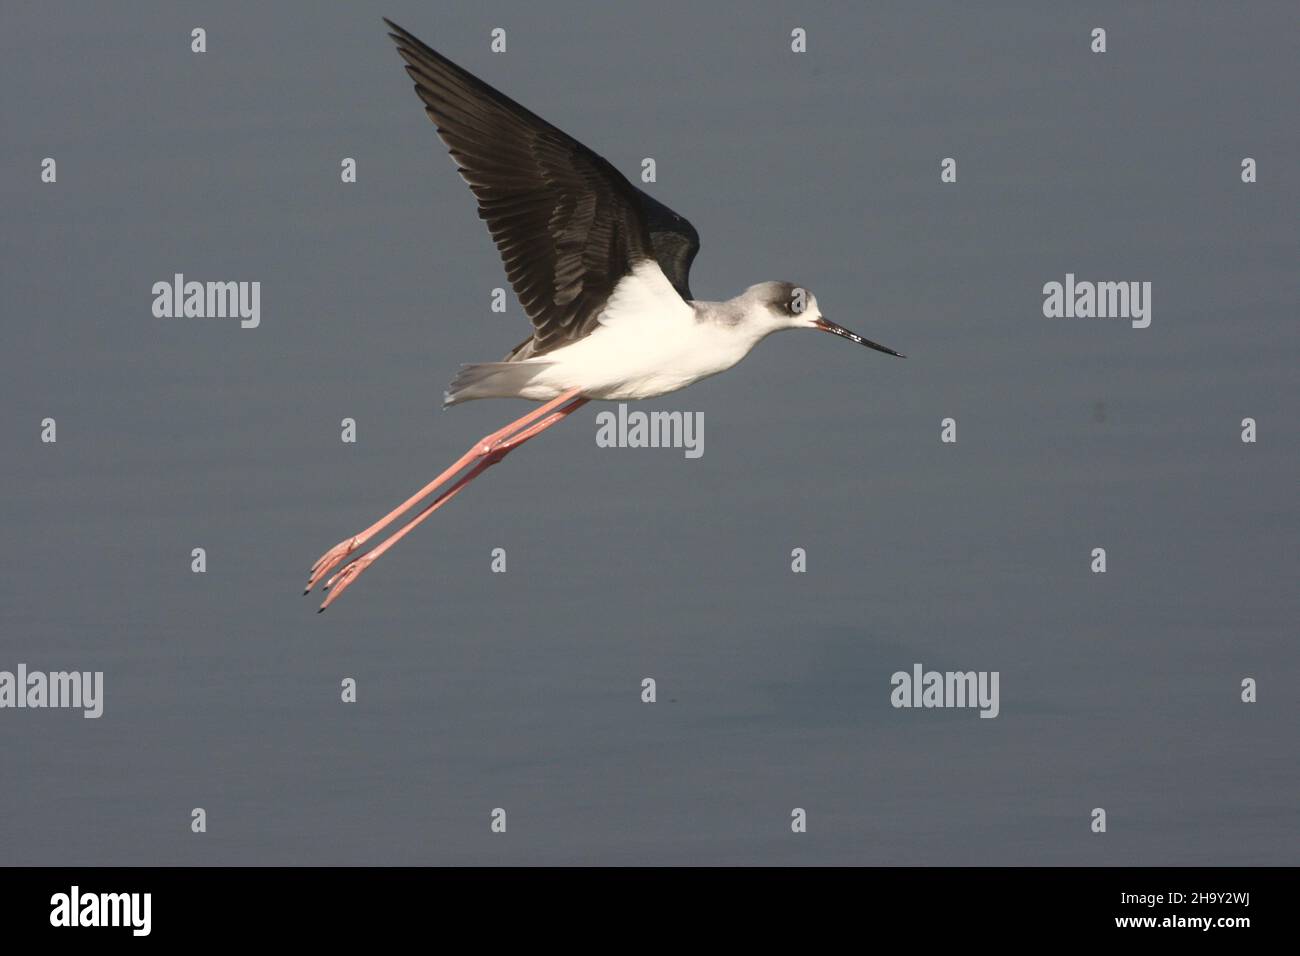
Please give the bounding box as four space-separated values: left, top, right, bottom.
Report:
815 317 905 358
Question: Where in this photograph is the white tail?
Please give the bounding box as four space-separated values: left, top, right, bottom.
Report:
443 361 554 406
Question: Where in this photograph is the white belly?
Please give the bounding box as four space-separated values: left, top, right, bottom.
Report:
521 262 760 401
527 316 753 400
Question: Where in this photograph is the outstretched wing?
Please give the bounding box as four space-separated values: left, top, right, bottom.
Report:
385 19 700 359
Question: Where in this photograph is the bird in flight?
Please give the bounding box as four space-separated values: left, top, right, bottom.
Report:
306 19 904 610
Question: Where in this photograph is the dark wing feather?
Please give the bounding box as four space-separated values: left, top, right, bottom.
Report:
633 186 700 301
385 19 699 358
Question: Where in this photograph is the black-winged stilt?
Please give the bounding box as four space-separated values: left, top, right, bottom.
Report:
306 19 904 610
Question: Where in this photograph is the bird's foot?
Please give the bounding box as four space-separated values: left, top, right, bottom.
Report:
317 554 374 612
305 535 361 594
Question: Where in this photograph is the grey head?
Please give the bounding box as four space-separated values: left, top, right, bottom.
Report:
740 281 906 358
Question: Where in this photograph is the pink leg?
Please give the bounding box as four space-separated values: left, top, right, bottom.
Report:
313 392 590 612
305 388 583 594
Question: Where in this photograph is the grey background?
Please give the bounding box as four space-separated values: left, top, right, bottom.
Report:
1 1 1296 865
